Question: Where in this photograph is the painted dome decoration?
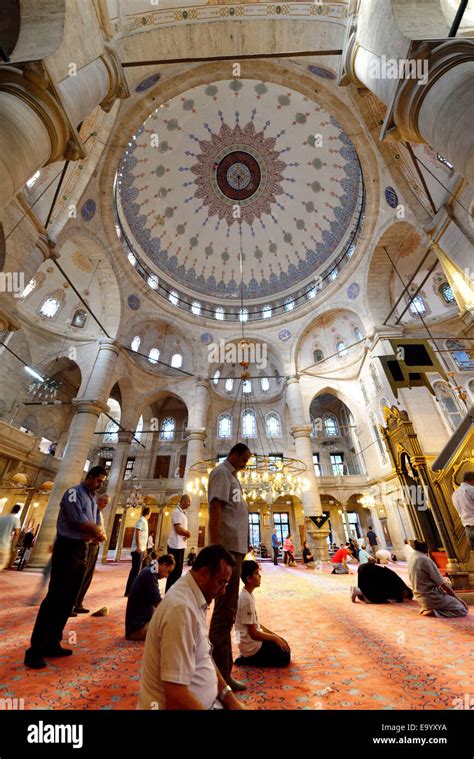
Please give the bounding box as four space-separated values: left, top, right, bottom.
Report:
116 79 364 309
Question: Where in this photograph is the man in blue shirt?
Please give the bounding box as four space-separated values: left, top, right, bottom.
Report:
125 553 175 640
271 528 280 566
24 466 108 669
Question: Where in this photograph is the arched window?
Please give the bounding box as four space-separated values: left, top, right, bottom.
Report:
266 412 281 437
360 380 369 405
310 416 319 438
21 272 45 299
323 414 340 437
134 416 143 441
171 353 183 368
284 298 295 312
169 291 178 306
225 378 234 392
446 339 474 371
336 341 348 358
147 275 159 290
213 370 220 385
409 295 426 315
26 171 41 189
433 381 464 431
131 336 141 352
191 301 201 316
328 268 337 281
243 379 252 394
242 409 257 438
260 377 270 392
354 326 363 341
39 292 64 319
218 413 232 439
262 305 272 319
148 348 160 364
439 282 455 304
369 363 383 393
128 251 136 267
215 307 225 321
369 412 388 464
239 308 248 322
468 379 474 401
313 348 324 363
71 309 87 328
103 419 119 443
159 417 175 440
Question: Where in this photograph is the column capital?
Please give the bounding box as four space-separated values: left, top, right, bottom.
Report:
99 44 130 113
72 398 108 415
117 430 134 445
0 63 85 163
290 424 313 439
97 337 120 355
286 374 300 386
186 428 207 442
394 39 474 144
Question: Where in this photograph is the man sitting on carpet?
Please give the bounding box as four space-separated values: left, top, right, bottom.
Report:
408 540 468 618
235 560 291 668
125 553 175 640
331 543 351 574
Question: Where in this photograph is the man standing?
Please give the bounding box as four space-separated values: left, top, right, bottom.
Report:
165 493 191 592
124 506 151 597
71 494 110 616
24 466 108 669
125 553 175 640
452 471 474 549
271 528 280 566
0 504 21 570
138 544 245 710
366 525 379 555
208 442 251 692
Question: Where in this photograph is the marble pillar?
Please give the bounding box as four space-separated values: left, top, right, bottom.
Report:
30 340 120 566
183 379 210 552
286 377 329 560
100 430 134 563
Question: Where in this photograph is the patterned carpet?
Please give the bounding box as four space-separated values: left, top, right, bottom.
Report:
0 561 472 711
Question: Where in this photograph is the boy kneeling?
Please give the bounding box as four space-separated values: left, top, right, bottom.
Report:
235 560 291 668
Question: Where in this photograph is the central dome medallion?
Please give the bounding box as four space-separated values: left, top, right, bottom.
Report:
117 79 363 301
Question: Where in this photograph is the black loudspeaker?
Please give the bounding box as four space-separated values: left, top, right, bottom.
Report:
388 338 447 378
377 355 435 398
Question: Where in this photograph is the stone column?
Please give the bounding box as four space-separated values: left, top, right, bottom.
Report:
0 47 128 212
100 430 133 563
30 340 120 566
183 379 210 552
344 33 474 183
286 376 328 560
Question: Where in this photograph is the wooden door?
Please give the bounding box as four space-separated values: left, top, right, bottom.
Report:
154 455 171 479
198 525 205 547
109 514 122 551
147 513 159 546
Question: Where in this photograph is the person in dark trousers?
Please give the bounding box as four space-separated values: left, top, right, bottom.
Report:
351 559 413 604
235 561 291 668
124 506 151 597
165 494 191 593
271 528 280 565
70 494 110 616
24 466 108 669
125 553 175 640
208 442 252 692
18 529 35 570
366 526 378 555
186 547 197 566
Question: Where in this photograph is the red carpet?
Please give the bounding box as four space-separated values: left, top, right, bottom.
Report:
0 562 472 710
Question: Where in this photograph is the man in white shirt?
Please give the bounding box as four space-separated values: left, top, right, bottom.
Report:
235 560 290 668
0 504 21 570
124 506 151 597
166 494 191 593
138 544 246 711
452 472 474 549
